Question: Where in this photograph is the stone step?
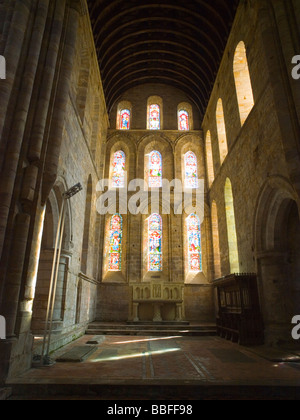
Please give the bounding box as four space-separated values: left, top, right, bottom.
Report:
86 329 217 337
86 322 217 337
87 323 215 331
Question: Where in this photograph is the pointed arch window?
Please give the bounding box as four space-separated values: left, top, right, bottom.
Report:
148 151 162 188
119 109 131 130
187 214 202 272
148 214 162 272
233 41 254 126
112 151 126 188
108 214 123 272
184 151 198 189
149 104 161 130
216 99 228 164
178 110 189 131
225 179 239 273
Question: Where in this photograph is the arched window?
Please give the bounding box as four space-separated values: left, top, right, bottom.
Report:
225 179 239 273
148 151 162 188
184 151 198 189
119 109 131 130
149 104 161 130
211 201 221 278
206 131 215 187
178 110 189 131
187 214 202 272
108 214 123 272
216 99 228 164
116 101 132 129
148 214 162 272
233 41 254 126
112 150 126 188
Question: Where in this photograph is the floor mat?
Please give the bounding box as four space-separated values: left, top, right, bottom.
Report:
209 349 256 364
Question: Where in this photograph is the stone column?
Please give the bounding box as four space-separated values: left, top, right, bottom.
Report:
41 1 80 204
175 303 183 322
133 303 140 322
1 214 31 338
0 0 32 150
153 303 163 322
258 252 293 345
0 0 50 257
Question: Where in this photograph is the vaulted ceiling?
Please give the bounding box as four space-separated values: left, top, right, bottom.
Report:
87 0 239 118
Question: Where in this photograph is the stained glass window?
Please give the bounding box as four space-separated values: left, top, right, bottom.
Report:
108 214 122 271
184 151 198 189
178 110 189 131
148 213 162 272
148 151 162 188
112 151 126 188
149 104 160 130
119 109 130 130
187 214 202 272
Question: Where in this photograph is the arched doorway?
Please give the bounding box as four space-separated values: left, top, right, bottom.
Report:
255 178 300 346
31 185 72 335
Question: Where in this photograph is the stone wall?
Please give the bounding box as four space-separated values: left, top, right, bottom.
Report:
0 0 108 383
96 82 213 321
202 0 300 344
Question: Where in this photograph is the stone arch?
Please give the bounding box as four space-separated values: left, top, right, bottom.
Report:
116 100 132 129
174 133 204 184
141 204 170 283
254 177 300 345
137 134 174 183
177 102 193 131
105 133 136 183
32 181 72 335
182 201 210 285
147 95 163 130
102 212 128 284
233 41 255 126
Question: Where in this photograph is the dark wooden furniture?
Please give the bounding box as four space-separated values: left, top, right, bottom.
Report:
214 274 264 346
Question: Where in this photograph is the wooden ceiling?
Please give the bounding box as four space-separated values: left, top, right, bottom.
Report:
87 0 239 117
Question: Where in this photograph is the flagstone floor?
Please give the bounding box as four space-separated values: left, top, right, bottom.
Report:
9 335 300 387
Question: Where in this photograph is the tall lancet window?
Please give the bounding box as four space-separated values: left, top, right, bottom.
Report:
148 214 162 272
119 109 131 130
187 214 202 272
112 151 126 188
148 150 162 188
108 214 123 272
178 110 189 131
184 151 198 189
149 104 161 130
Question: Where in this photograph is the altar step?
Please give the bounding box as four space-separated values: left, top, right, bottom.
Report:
86 322 217 337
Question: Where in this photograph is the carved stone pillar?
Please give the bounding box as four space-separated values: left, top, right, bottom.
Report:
153 303 163 322
132 303 139 323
